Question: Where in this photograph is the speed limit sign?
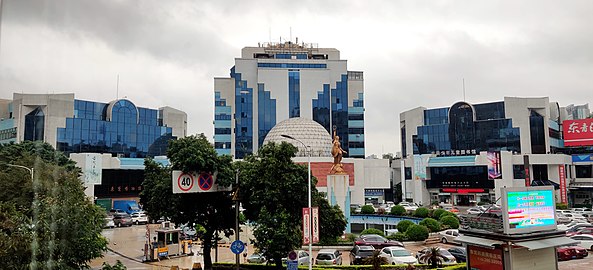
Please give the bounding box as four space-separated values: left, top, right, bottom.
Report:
177 173 194 192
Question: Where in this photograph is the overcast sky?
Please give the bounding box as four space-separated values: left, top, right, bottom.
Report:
1 0 592 157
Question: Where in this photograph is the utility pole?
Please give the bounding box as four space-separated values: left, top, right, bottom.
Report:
234 169 240 270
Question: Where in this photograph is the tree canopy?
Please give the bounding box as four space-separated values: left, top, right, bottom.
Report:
0 141 107 269
239 142 346 268
140 134 235 270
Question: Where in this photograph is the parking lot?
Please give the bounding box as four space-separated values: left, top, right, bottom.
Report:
90 224 593 269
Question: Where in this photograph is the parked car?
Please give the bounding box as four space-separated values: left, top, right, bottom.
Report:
354 234 404 249
416 247 457 265
466 208 483 215
557 246 579 261
112 213 133 227
109 208 126 215
315 249 342 265
378 247 417 265
564 224 593 235
130 212 148 225
570 235 593 250
570 208 592 213
103 215 115 228
247 253 266 264
558 221 590 231
557 214 571 224
283 250 310 265
438 229 460 244
112 200 142 215
398 202 419 212
557 209 573 216
349 245 375 265
443 206 460 214
563 213 588 222
570 246 589 259
566 227 593 237
447 247 466 263
351 204 362 214
385 229 399 236
580 212 593 223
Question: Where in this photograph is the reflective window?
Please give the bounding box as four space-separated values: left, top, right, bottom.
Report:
288 71 300 117
474 102 505 121
231 68 253 159
24 107 44 141
257 83 276 148
449 102 475 151
530 110 546 154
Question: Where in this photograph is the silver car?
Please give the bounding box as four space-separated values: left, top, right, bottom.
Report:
315 249 342 265
283 250 310 266
438 229 460 244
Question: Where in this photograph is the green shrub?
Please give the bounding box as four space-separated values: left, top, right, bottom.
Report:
556 203 568 210
396 220 414 233
432 209 447 219
386 232 409 242
361 205 375 214
439 211 457 220
442 263 467 270
405 224 429 241
440 215 460 229
419 218 441 232
390 205 406 216
360 228 385 237
413 207 430 218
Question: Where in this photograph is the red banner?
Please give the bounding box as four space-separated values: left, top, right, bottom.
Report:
468 245 504 270
563 119 593 147
559 165 567 204
312 207 319 244
302 208 310 244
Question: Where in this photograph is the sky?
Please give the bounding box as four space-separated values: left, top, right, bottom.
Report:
1 0 592 157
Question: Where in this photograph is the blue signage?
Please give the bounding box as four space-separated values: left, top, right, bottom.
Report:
230 240 245 254
287 260 298 270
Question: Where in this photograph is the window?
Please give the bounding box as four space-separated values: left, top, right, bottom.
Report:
576 165 592 178
529 110 546 154
532 165 548 180
513 165 525 179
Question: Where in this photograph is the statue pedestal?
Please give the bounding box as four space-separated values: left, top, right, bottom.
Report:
327 174 351 233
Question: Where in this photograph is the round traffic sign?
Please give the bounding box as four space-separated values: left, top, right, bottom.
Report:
177 173 194 192
230 240 245 254
198 173 213 191
288 250 297 261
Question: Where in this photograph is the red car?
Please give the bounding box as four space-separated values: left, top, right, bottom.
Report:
557 246 578 261
571 246 589 259
566 227 593 237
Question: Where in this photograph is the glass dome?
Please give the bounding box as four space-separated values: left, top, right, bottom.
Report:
263 117 332 157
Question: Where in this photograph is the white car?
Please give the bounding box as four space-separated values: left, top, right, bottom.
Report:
570 208 592 213
130 212 149 225
563 213 588 223
315 249 341 265
283 250 311 266
558 221 590 231
379 247 417 265
466 208 483 215
398 202 419 212
438 229 460 244
104 216 115 228
570 235 593 250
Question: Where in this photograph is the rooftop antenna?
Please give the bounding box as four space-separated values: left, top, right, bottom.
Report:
269 27 271 43
290 27 292 43
116 74 120 100
462 78 466 102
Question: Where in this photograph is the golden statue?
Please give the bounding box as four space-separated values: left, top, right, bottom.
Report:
330 126 347 174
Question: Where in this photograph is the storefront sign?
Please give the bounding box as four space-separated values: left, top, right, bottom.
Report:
468 245 503 270
436 149 477 156
563 119 593 147
413 155 429 180
442 188 486 193
559 165 567 204
158 247 168 257
523 155 530 187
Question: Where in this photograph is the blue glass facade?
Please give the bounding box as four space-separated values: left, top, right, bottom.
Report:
348 92 365 158
257 83 276 148
414 101 521 154
231 67 254 159
332 74 350 156
312 84 331 132
214 91 232 155
257 63 327 69
56 99 174 158
275 53 308 59
288 71 300 118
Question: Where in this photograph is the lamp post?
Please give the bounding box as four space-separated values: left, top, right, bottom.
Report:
280 134 312 270
7 164 34 180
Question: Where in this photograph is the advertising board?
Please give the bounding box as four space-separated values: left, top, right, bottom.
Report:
563 119 593 147
486 151 502 179
501 186 556 234
468 245 504 270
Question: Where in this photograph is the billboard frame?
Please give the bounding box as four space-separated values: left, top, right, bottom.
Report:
501 186 557 235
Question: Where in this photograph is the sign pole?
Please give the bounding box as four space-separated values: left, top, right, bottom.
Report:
235 169 240 270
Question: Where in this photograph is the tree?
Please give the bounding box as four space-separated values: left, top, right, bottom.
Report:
396 220 414 233
361 205 375 214
141 134 235 270
360 228 385 237
419 218 441 232
363 250 387 270
413 207 429 218
239 142 346 269
418 247 447 268
405 225 429 241
440 216 460 229
390 205 406 216
0 141 107 269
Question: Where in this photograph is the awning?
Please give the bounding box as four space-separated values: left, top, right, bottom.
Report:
457 235 504 248
428 156 476 167
515 237 578 250
530 179 560 190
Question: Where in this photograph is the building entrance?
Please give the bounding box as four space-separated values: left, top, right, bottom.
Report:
455 194 474 206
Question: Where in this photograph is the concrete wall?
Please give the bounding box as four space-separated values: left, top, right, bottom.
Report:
160 106 187 138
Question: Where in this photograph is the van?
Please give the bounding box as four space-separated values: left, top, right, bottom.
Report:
113 200 141 215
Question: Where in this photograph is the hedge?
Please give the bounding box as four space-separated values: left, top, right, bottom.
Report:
213 262 467 270
440 215 460 229
360 228 384 237
386 232 408 242
439 211 457 219
419 218 441 232
361 205 375 214
405 224 429 241
396 220 414 233
390 205 406 216
413 207 430 218
431 209 447 220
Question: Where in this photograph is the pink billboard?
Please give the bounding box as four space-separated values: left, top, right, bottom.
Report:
563 119 593 147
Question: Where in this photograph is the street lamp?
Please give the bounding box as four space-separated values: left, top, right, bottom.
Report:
7 164 34 180
280 134 312 270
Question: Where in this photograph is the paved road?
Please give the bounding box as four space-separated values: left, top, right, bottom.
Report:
91 225 593 269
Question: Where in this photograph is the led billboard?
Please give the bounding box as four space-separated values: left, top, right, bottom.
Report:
501 186 556 234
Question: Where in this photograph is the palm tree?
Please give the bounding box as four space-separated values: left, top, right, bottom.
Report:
418 247 447 268
363 250 388 270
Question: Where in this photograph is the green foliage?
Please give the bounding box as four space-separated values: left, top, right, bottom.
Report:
419 218 441 232
363 250 387 270
360 228 385 237
390 205 406 216
440 216 460 229
361 205 375 214
101 260 127 270
386 232 409 242
240 142 346 268
439 211 458 220
0 142 107 269
418 247 447 268
431 209 447 220
442 264 467 270
396 220 414 233
413 207 430 218
405 224 429 241
214 262 467 270
556 203 568 210
141 134 236 270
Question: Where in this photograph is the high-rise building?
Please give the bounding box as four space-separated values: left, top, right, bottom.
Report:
214 41 365 159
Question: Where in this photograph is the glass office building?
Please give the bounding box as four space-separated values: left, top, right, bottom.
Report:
214 41 366 159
